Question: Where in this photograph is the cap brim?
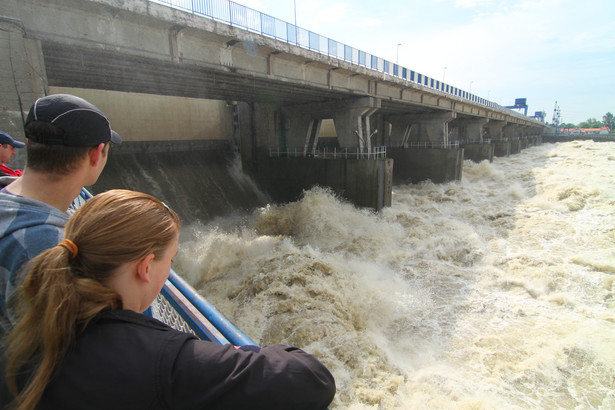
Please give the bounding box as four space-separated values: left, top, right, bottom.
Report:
110 130 122 144
12 141 25 148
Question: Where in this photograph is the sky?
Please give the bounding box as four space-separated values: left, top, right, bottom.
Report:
228 0 614 125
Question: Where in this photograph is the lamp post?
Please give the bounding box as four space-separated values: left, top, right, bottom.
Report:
396 43 402 66
294 0 297 27
293 0 298 44
469 81 474 93
443 66 447 83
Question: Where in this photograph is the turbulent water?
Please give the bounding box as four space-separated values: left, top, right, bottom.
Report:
175 141 615 409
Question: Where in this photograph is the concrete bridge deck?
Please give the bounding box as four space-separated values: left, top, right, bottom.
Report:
0 0 546 212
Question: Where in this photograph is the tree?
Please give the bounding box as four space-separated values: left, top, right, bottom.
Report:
578 118 603 128
603 112 614 131
560 122 576 129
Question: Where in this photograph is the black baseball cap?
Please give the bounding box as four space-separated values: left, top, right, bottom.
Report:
0 131 25 148
25 94 122 146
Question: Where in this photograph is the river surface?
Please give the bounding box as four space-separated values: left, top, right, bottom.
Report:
175 141 615 409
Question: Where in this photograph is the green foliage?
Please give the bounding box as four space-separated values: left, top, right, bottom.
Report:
578 118 603 128
557 113 612 131
603 112 614 130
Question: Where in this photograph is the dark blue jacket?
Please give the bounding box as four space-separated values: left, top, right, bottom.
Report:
1 310 335 409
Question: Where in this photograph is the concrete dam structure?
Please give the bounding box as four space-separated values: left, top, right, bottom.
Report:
93 141 270 223
0 0 546 216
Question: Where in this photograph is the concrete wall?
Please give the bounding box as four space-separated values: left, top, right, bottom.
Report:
50 87 234 142
462 142 494 163
91 143 269 223
509 139 521 155
0 16 46 170
256 158 393 211
388 148 463 184
493 140 510 157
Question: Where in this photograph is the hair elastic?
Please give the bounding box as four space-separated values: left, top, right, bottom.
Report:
58 239 79 259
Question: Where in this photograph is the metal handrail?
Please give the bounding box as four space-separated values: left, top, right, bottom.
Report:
397 141 460 149
168 270 256 346
270 145 387 159
150 0 522 115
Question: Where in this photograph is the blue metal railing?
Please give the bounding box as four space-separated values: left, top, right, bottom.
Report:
167 270 255 345
150 0 510 112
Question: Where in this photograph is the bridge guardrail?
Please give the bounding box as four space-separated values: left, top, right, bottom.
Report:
151 0 523 116
400 141 460 149
270 146 387 159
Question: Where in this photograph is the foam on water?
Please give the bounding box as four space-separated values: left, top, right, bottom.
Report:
175 141 615 409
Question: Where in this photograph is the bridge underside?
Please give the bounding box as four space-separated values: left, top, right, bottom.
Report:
1 0 546 212
43 40 451 123
43 41 349 106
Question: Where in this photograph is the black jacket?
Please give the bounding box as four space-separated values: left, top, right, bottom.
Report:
1 310 335 409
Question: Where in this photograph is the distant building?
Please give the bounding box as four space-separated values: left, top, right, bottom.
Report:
560 127 610 135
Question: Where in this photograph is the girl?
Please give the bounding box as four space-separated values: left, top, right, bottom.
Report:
1 189 335 410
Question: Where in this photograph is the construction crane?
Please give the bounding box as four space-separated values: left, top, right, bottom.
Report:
552 101 561 132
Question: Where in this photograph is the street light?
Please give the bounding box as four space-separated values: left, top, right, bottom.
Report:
443 67 447 83
396 43 402 66
469 81 474 93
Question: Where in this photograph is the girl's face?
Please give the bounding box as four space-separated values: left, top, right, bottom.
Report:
144 233 179 308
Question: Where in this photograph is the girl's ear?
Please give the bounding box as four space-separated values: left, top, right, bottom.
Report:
135 254 156 283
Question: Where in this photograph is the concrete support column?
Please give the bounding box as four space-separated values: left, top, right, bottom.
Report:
356 107 378 152
484 119 506 140
493 140 511 157
281 97 381 150
0 16 47 169
389 146 463 184
386 115 415 147
418 112 457 145
304 119 323 154
503 123 521 139
449 117 489 143
386 111 457 146
521 125 536 138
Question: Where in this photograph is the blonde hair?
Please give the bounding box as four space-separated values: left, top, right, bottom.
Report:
5 189 180 410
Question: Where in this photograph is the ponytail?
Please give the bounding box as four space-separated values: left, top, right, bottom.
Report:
4 189 179 410
6 240 121 409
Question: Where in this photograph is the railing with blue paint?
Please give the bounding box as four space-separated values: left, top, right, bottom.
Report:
151 0 508 112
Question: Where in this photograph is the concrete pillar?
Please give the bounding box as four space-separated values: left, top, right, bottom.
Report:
510 138 521 155
386 111 457 146
449 117 489 142
0 16 48 169
388 147 463 184
331 100 380 149
493 140 511 157
521 125 535 139
386 116 416 147
281 97 381 150
244 98 393 211
239 102 281 175
462 142 494 163
484 119 506 140
255 157 393 211
503 123 521 139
